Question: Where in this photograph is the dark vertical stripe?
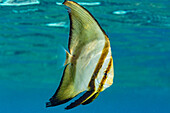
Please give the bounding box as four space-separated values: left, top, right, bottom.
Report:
88 36 110 90
97 57 113 92
82 57 113 105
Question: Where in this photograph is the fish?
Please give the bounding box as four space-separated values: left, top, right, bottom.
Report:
46 0 114 110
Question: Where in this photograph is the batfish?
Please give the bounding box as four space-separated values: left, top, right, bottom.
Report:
46 0 114 110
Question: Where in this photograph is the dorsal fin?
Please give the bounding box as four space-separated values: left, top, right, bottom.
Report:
63 0 107 54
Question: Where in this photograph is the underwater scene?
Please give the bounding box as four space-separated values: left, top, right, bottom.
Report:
0 0 170 113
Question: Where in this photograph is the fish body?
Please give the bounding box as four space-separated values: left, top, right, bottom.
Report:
46 0 114 109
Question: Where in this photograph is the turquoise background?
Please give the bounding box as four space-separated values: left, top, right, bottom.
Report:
0 0 170 113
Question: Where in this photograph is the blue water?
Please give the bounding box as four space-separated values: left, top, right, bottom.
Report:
0 0 170 113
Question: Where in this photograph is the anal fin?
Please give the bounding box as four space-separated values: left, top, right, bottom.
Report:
65 90 95 110
82 92 99 105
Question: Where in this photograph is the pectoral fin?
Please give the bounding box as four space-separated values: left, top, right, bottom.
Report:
64 50 72 65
